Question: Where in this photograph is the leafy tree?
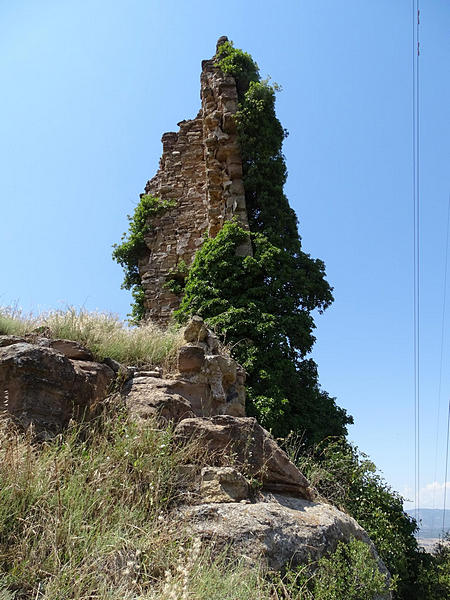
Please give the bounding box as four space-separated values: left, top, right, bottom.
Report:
176 41 351 442
295 439 437 600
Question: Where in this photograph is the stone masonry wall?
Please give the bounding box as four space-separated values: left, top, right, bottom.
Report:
138 37 251 325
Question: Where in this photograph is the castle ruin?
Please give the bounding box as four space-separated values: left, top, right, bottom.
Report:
138 37 251 324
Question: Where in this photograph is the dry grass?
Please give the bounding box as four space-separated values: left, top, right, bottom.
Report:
0 306 184 369
0 408 275 600
0 407 390 600
0 407 192 599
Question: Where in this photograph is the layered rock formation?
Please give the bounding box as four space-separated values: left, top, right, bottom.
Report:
122 316 246 423
0 336 115 437
177 493 389 574
138 37 251 324
0 321 390 595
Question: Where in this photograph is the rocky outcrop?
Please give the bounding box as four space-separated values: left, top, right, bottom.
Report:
0 335 115 436
175 415 313 500
122 316 245 423
0 323 391 593
177 492 390 585
138 37 251 325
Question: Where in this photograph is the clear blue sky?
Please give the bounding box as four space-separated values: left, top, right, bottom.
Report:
1 0 449 511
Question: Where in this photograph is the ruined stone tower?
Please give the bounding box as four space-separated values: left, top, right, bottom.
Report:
138 37 250 325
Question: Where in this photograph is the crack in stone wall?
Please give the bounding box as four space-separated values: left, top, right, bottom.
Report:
138 38 251 325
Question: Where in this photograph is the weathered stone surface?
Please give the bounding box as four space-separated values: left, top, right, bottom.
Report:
200 466 249 503
139 38 251 325
0 342 115 435
134 369 162 378
48 339 94 361
178 345 205 373
184 316 208 342
174 415 313 500
123 318 245 422
0 335 26 347
176 493 391 598
122 376 195 425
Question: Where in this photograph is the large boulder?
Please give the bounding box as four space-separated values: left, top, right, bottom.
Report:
174 415 313 500
176 492 391 598
0 338 115 435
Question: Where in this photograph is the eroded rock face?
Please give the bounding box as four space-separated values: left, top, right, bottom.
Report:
123 317 245 423
122 375 195 425
48 339 94 361
0 337 115 436
200 466 249 503
174 415 313 500
176 493 391 599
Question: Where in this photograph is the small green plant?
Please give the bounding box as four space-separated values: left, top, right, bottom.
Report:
216 40 259 94
112 194 176 322
163 259 189 296
275 539 392 600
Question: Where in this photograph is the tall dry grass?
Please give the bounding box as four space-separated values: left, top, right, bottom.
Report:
0 406 189 599
0 407 275 600
0 307 184 368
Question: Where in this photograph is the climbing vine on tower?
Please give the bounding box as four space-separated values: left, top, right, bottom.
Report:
176 41 352 443
112 194 175 323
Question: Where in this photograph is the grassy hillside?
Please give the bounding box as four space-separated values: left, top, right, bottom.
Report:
0 307 183 369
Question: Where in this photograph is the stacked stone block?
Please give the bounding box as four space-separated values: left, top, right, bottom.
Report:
138 38 250 325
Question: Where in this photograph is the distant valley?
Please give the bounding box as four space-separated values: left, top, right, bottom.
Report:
406 508 450 539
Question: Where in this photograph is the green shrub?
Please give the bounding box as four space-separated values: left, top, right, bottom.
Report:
293 439 434 600
416 536 450 600
276 539 392 600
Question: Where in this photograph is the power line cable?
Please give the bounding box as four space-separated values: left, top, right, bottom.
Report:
412 0 421 530
443 397 450 534
431 194 450 532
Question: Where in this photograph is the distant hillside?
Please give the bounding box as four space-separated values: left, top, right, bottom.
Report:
406 509 450 538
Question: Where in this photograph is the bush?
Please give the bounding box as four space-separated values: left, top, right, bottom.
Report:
293 438 436 600
276 539 392 600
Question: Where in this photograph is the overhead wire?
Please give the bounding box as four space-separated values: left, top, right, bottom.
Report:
431 194 450 533
412 0 420 530
443 397 450 534
441 196 450 535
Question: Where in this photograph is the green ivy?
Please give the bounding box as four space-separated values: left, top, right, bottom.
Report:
175 41 351 442
215 40 259 95
163 259 189 296
175 221 351 442
112 194 175 322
